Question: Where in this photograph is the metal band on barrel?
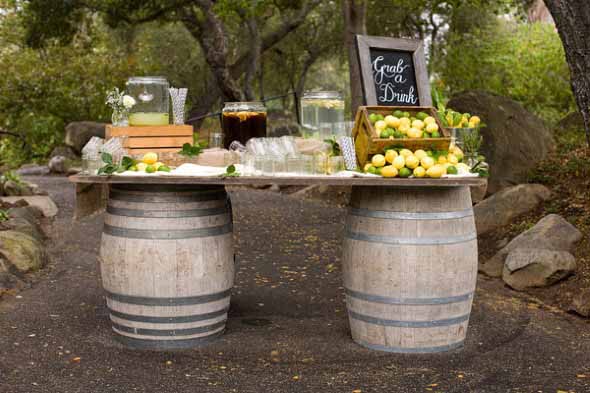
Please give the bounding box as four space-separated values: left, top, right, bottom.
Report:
111 319 226 337
345 288 473 305
109 190 227 203
113 329 224 350
103 222 232 239
106 205 228 218
111 184 224 193
349 207 474 220
104 288 232 306
108 307 229 324
345 230 476 245
349 310 470 327
354 339 464 353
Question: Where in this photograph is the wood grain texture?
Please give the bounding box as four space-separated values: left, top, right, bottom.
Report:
106 125 193 138
69 174 487 188
124 136 193 148
342 186 478 352
99 185 234 350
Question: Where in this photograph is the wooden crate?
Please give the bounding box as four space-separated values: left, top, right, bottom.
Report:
352 106 451 167
105 125 194 155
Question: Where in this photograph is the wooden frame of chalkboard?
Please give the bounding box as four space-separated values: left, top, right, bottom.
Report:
356 35 432 107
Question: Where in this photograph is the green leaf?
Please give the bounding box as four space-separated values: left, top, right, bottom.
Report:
121 156 135 169
101 152 113 164
226 164 236 174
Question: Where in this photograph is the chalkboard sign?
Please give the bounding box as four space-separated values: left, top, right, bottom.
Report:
356 35 431 107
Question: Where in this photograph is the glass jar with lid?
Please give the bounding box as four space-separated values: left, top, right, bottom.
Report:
221 102 267 149
126 76 170 126
300 91 344 138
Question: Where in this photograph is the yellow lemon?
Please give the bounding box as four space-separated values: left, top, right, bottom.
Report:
399 149 413 158
437 155 447 164
411 119 424 130
414 149 427 160
398 124 410 134
405 155 419 169
371 154 386 168
381 165 398 178
407 127 422 138
363 163 373 172
385 149 398 164
136 162 148 172
399 117 411 127
425 122 439 133
392 155 406 170
413 166 426 178
420 156 435 169
374 120 387 131
423 116 436 125
447 154 459 165
469 116 481 126
142 152 158 165
426 164 445 178
385 115 401 128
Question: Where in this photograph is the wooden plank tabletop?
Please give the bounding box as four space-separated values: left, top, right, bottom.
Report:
69 174 487 188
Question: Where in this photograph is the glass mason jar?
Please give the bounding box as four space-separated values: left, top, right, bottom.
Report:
300 91 345 138
126 76 170 126
222 102 267 149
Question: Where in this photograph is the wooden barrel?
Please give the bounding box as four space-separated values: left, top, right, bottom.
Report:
99 184 234 350
343 186 477 353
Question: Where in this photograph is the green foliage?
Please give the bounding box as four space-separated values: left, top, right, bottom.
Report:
178 133 208 158
0 209 9 222
222 164 240 177
1 170 23 185
433 20 575 123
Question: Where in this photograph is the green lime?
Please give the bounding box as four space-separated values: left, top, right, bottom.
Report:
375 167 383 175
398 167 411 178
158 165 171 172
446 165 458 175
416 112 428 121
403 111 411 118
379 130 388 138
369 113 378 124
426 150 433 157
393 110 404 118
367 166 377 175
145 165 156 173
430 131 441 138
129 165 138 171
376 114 385 122
393 131 404 139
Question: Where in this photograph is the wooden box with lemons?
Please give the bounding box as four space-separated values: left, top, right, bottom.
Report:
352 106 451 168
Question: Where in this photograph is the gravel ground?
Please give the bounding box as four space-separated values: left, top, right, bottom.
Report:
0 176 589 393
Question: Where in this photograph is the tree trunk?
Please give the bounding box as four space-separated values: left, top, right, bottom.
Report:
342 0 367 118
544 0 590 145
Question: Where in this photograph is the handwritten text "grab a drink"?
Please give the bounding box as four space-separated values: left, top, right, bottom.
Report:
371 56 418 105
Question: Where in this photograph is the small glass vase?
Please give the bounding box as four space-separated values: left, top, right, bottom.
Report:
111 109 129 127
464 152 479 168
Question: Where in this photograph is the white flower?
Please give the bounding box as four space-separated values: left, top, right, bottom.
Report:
122 95 136 109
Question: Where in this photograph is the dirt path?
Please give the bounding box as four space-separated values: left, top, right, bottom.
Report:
1 176 589 393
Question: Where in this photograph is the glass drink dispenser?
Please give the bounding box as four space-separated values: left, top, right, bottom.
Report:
300 91 345 138
126 76 170 126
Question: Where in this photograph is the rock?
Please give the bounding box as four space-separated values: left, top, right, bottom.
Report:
4 206 46 242
570 289 590 317
448 90 553 194
48 155 67 174
0 263 25 297
0 231 46 273
50 145 78 160
67 167 82 176
65 121 106 153
470 182 488 204
502 248 576 290
474 184 551 235
481 214 583 277
15 164 49 176
3 180 33 196
0 196 58 218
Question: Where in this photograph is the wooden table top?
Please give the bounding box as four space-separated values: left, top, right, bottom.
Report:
69 174 487 188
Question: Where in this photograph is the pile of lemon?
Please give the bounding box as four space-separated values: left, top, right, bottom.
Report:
129 152 171 173
369 110 441 139
364 146 469 178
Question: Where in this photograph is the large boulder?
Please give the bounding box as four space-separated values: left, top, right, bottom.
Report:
502 248 576 290
50 145 79 160
570 289 590 317
48 155 67 174
65 121 106 153
448 90 553 194
480 214 583 277
3 180 33 196
15 164 50 176
0 231 46 273
0 196 58 218
474 184 551 235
